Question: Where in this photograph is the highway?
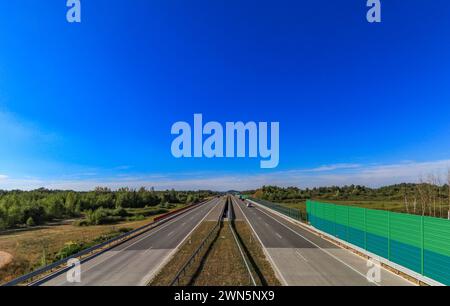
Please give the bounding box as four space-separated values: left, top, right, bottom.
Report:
40 197 222 286
231 196 413 286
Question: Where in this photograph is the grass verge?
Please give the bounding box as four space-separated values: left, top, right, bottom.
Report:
151 222 280 286
150 221 217 286
232 221 281 286
190 222 253 286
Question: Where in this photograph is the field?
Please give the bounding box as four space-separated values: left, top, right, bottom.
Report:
0 204 185 284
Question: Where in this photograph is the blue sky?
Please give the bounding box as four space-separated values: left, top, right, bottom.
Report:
0 0 450 190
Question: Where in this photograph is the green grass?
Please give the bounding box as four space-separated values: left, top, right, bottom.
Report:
150 220 281 286
191 222 253 286
233 221 280 286
150 221 217 286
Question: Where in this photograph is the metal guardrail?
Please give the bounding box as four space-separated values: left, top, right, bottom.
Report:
249 198 306 222
3 200 207 286
170 198 227 286
228 197 257 286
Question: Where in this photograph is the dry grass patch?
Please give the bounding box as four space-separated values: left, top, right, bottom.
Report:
191 222 252 286
0 213 173 284
233 221 281 286
150 221 217 286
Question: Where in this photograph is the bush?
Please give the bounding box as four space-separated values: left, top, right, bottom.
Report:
26 217 35 227
56 242 84 260
118 227 133 233
113 207 128 217
73 219 90 227
84 208 122 225
126 215 145 222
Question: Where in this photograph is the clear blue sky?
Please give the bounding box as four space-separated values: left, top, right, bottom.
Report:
1 0 450 190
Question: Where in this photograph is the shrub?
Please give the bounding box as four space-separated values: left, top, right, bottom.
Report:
56 242 84 260
126 215 145 222
26 217 35 227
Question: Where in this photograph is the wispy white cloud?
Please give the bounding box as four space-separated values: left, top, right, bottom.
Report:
301 163 362 172
0 110 57 143
0 159 449 191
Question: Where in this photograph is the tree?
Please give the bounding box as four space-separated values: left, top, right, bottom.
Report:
26 217 35 227
448 169 450 219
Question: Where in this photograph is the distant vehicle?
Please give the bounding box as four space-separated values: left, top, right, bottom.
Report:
247 202 253 208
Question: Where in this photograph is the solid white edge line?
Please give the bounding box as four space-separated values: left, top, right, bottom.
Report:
52 198 219 286
251 202 380 286
141 197 224 286
232 196 289 286
249 200 428 286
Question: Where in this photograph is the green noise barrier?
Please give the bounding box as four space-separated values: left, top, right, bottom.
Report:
250 198 306 222
306 200 450 285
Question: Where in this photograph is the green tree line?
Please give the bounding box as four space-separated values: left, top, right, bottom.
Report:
0 187 216 230
249 184 450 203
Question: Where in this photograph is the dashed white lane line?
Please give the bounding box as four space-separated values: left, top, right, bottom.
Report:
144 246 153 254
168 231 174 237
50 200 216 286
254 206 380 286
275 233 283 239
295 249 308 262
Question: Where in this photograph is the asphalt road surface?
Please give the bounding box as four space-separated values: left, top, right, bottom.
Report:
231 197 413 286
40 198 222 286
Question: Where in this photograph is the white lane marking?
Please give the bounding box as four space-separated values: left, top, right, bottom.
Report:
231 196 288 286
275 233 283 239
254 206 380 286
145 247 153 254
168 231 174 237
50 199 217 286
139 198 222 286
295 250 308 262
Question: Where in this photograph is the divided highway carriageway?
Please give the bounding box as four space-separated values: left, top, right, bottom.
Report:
232 196 413 286
39 198 222 286
30 195 417 286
